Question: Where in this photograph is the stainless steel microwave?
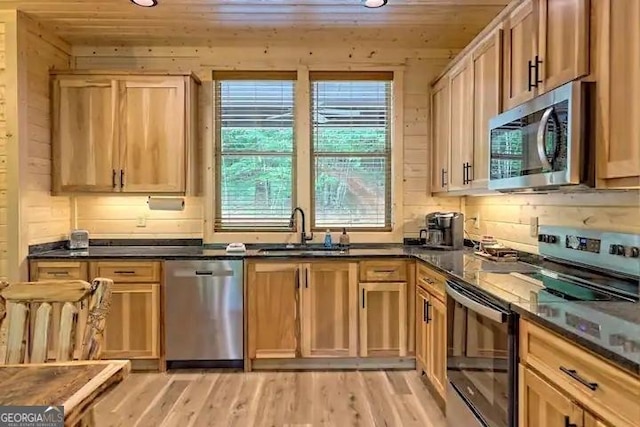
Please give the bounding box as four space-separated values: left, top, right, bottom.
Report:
488 81 595 192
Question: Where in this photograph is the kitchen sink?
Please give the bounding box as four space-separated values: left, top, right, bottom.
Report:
257 245 346 255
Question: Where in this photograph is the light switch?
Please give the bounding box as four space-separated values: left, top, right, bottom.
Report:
136 216 147 227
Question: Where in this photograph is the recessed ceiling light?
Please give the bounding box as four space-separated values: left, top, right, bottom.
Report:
362 0 387 8
131 0 158 7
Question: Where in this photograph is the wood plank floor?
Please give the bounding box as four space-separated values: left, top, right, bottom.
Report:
94 370 446 427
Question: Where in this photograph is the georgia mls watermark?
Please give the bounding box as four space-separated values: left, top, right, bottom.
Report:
0 406 64 427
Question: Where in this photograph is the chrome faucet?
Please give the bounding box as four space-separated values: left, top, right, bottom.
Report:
289 207 313 245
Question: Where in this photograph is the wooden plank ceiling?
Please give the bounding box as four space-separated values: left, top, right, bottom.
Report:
1 0 509 47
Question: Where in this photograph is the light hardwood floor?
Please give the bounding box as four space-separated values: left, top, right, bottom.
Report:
94 370 446 427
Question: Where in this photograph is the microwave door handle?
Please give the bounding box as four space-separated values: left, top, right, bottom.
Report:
446 282 506 323
537 107 555 171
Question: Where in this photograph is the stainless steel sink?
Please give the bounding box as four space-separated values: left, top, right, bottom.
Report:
257 245 346 255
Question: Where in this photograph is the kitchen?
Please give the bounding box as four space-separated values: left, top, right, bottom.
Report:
0 0 638 426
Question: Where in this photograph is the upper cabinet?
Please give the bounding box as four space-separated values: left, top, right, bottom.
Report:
431 78 451 192
503 0 589 110
448 60 474 192
594 0 640 188
52 71 200 195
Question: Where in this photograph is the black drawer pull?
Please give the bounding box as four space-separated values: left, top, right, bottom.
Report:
559 366 598 391
373 269 396 274
114 270 136 275
50 271 70 276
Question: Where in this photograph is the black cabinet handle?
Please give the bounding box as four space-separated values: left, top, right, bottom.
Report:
533 55 543 86
441 168 445 188
559 367 598 391
423 300 428 323
564 416 577 427
362 289 366 309
120 170 125 188
528 59 535 91
462 163 467 185
112 169 116 188
305 268 309 288
425 301 431 323
295 268 300 289
50 271 70 276
467 163 473 183
443 169 448 188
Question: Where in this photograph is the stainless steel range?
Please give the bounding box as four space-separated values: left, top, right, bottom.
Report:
446 226 639 427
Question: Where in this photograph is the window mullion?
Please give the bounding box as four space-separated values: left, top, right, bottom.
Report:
295 66 312 229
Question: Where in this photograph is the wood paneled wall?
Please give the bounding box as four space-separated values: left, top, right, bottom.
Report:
23 19 72 247
464 192 640 253
0 20 7 280
70 45 462 240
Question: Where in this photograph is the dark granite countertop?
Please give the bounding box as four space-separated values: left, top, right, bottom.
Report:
28 242 639 375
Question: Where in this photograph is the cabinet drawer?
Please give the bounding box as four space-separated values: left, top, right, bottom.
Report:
359 260 407 282
30 261 88 281
416 262 446 301
521 320 640 427
90 261 161 283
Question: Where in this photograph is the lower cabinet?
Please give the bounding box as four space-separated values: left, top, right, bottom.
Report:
301 262 358 357
102 283 161 359
358 282 407 357
415 279 447 403
247 262 299 359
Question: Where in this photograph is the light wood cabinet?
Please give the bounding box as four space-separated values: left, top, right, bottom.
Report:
415 262 447 403
503 0 589 110
359 282 406 357
102 283 160 359
519 364 584 427
52 71 200 195
503 0 536 110
90 261 162 361
471 28 503 189
301 262 358 357
431 77 450 192
448 60 474 191
583 412 613 427
247 262 299 359
594 0 640 188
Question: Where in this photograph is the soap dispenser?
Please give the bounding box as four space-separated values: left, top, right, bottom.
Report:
339 227 350 248
324 229 333 248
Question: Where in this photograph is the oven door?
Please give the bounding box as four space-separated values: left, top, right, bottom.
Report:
446 281 517 427
488 81 584 191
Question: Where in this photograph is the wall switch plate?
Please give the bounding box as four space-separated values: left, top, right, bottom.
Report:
530 217 539 237
136 216 147 227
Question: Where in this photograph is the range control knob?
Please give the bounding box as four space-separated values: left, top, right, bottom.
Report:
630 247 640 258
538 234 545 242
547 235 558 244
609 244 617 255
616 245 626 256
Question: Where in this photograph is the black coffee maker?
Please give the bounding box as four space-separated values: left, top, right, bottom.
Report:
419 212 464 250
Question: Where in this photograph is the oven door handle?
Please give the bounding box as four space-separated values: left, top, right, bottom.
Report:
536 107 555 172
446 282 506 324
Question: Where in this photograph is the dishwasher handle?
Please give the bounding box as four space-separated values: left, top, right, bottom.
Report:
193 270 234 277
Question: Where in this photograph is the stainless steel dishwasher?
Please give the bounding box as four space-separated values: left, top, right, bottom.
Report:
164 260 243 368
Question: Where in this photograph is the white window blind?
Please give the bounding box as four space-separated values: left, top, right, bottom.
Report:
215 73 296 230
311 73 392 230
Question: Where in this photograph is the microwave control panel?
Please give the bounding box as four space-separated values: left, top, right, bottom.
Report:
565 235 601 253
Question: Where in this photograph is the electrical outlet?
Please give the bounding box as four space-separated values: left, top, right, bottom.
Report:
530 217 539 237
136 216 147 228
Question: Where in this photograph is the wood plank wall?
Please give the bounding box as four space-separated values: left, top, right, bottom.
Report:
23 18 72 246
465 192 640 253
0 21 7 280
71 45 462 240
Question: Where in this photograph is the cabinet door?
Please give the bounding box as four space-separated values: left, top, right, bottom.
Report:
503 0 536 110
247 262 300 359
537 0 589 93
53 77 118 193
102 283 160 359
472 28 503 189
584 412 613 427
519 364 584 427
359 282 406 357
415 287 430 373
449 60 474 191
301 262 358 357
431 78 450 192
427 294 447 402
595 0 640 187
119 77 186 193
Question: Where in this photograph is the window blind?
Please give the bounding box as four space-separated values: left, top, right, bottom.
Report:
214 77 296 230
311 75 392 230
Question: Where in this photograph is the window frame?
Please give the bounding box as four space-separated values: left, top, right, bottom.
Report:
213 71 298 232
309 72 393 232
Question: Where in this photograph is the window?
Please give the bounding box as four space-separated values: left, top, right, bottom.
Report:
311 72 392 230
214 72 296 230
